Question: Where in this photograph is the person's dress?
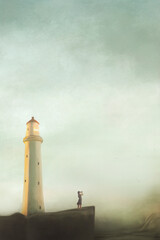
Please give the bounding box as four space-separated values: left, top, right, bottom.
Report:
77 193 82 205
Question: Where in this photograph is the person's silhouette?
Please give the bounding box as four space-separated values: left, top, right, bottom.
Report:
77 191 83 209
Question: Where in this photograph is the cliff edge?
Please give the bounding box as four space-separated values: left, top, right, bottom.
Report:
0 206 95 240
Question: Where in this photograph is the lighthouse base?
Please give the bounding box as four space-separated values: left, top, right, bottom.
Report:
0 206 95 240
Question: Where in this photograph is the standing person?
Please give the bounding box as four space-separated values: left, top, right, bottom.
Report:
77 191 83 209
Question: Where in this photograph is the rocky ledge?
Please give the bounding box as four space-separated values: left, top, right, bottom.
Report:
0 206 95 240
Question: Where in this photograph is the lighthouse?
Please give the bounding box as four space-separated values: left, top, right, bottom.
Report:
22 117 45 216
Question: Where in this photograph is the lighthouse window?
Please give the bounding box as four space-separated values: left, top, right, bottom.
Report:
26 155 28 158
38 162 39 165
38 181 40 185
25 180 26 182
39 206 41 210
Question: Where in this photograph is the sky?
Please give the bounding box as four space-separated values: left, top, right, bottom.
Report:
0 0 160 222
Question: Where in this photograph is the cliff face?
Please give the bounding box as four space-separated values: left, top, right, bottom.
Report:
0 206 95 240
0 213 26 240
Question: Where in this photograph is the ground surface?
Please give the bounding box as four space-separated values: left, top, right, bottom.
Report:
96 233 160 240
96 231 160 240
0 206 95 240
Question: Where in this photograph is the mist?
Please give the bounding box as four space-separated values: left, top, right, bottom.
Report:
0 0 160 226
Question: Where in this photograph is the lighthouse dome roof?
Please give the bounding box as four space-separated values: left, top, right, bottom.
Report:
26 117 39 125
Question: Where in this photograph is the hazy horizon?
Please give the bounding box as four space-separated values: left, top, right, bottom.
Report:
0 0 160 222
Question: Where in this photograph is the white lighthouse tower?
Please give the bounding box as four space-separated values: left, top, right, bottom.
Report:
22 117 45 216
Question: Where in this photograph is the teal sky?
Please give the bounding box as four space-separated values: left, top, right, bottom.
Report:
0 0 160 221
